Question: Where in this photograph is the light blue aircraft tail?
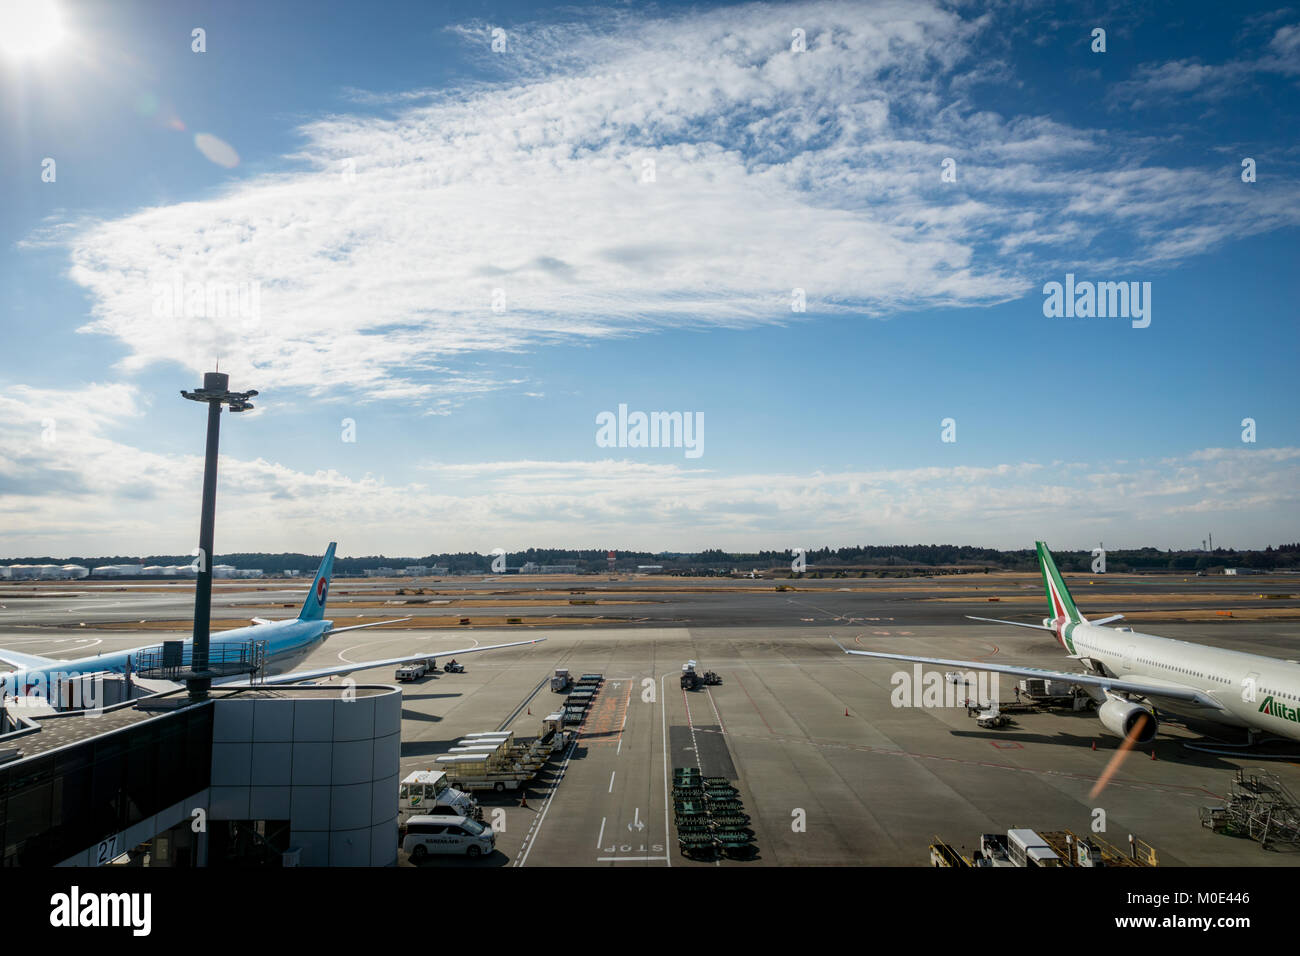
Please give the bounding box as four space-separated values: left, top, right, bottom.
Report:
298 543 337 621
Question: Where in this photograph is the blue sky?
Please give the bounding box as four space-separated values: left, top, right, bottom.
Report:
1 0 1298 557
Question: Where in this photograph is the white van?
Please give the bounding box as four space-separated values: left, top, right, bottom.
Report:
403 814 495 861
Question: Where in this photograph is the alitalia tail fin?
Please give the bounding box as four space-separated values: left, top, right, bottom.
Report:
1037 541 1084 624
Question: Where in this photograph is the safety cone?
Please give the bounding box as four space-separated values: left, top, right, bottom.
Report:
844 707 850 717
1150 750 1157 761
520 792 529 808
1091 740 1097 751
527 707 531 715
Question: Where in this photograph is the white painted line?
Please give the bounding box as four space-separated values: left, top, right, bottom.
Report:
660 671 671 869
608 770 616 793
514 732 579 868
613 680 632 756
682 689 700 758
596 856 668 862
597 816 606 849
706 686 726 734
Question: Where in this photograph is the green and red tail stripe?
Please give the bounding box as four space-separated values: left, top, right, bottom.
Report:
1037 541 1083 653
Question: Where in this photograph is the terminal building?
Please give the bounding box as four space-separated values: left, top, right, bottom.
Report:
0 680 401 867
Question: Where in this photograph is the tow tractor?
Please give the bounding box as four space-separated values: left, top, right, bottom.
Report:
680 660 722 690
444 660 465 674
398 770 482 825
976 703 1010 729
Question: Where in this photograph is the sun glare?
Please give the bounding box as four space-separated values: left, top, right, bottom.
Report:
0 0 66 59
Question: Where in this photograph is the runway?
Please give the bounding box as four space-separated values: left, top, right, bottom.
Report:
3 576 1300 866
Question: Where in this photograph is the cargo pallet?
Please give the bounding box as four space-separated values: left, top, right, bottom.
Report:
671 765 757 860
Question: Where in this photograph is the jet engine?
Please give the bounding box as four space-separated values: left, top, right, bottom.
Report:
1098 697 1157 743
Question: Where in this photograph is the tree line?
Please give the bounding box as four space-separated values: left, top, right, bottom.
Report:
5 543 1299 575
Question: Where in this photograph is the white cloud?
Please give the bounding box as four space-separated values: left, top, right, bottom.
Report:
43 0 1299 411
1109 20 1300 107
1 383 1294 555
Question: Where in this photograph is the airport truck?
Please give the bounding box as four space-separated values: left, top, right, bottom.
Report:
398 770 482 824
436 718 573 791
551 668 572 692
396 660 431 682
975 704 1009 729
681 660 722 690
436 753 535 792
539 713 575 753
1006 828 1061 867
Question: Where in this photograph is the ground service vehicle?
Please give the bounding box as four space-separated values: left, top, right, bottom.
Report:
1006 829 1061 867
402 814 495 861
398 771 481 823
396 660 429 681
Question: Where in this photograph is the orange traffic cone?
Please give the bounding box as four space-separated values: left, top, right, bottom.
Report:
844 707 850 717
1091 740 1096 751
527 707 531 715
1150 750 1157 761
520 792 529 808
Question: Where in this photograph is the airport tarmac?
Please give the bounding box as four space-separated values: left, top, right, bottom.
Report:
3 570 1298 632
4 576 1300 867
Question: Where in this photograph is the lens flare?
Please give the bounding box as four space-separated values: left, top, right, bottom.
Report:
1088 712 1149 800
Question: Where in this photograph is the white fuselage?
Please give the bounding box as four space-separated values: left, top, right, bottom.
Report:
1 617 332 697
1059 619 1300 741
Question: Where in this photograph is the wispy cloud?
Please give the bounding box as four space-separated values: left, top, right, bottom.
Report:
44 0 1300 411
2 381 1294 555
1108 20 1300 108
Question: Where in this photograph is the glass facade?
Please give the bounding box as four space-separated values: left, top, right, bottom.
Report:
0 703 213 866
208 819 292 867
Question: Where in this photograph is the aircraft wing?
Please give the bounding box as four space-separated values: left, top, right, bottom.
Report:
831 639 1223 708
0 647 59 670
964 615 1055 631
226 637 545 687
326 617 412 634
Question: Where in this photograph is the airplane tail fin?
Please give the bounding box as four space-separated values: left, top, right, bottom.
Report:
1036 541 1084 624
298 543 337 621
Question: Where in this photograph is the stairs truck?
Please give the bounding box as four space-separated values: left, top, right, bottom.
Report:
398 770 481 824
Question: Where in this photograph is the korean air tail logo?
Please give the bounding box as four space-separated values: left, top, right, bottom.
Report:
316 577 328 603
